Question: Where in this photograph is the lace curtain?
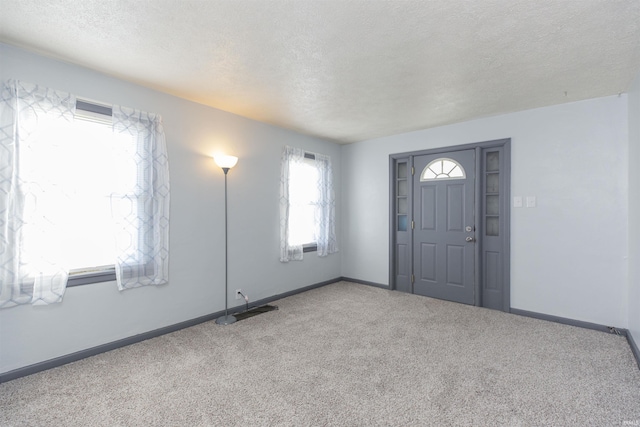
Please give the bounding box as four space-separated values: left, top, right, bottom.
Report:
280 146 305 261
0 80 76 307
313 152 338 257
111 106 170 290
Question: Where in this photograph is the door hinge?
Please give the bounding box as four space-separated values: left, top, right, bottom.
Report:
411 220 414 230
411 166 415 175
411 274 415 284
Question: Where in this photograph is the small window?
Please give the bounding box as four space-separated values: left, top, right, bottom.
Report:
420 158 466 181
280 146 337 262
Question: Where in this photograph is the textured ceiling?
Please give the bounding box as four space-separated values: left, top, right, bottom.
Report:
1 0 639 143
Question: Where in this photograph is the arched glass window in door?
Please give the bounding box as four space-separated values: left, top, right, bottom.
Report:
420 158 466 181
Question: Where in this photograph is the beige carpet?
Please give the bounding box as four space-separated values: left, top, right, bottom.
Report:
1 282 639 426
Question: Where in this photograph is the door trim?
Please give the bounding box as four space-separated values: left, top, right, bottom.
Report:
389 138 511 312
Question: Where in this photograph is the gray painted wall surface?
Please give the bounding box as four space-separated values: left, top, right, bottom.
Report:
1 42 636 375
0 44 342 374
341 95 629 328
629 70 640 347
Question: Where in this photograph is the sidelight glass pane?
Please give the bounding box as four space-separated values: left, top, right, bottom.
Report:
486 173 499 193
398 215 407 231
398 180 407 196
398 197 407 214
398 163 407 179
486 195 499 215
486 216 499 236
486 151 499 172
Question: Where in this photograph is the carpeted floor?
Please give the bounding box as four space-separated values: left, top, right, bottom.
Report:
1 281 639 426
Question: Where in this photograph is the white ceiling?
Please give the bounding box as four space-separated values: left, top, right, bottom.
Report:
1 0 639 144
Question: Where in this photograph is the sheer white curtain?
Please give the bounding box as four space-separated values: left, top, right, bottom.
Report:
280 146 305 262
111 106 170 290
279 146 338 262
0 81 171 308
313 153 338 257
0 80 76 307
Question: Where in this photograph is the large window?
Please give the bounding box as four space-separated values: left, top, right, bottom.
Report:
0 80 170 308
19 105 125 282
279 146 337 262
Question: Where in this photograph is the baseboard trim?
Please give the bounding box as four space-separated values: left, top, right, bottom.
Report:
0 310 218 384
339 276 388 289
0 277 343 384
626 331 640 370
509 308 624 334
245 277 343 308
4 281 635 383
507 309 640 371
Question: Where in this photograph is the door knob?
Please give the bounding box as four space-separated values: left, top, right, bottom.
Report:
465 236 474 242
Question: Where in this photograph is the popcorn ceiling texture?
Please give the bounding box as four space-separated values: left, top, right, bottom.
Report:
1 282 639 426
0 0 639 143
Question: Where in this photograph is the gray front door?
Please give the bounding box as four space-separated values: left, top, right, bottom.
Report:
413 149 475 305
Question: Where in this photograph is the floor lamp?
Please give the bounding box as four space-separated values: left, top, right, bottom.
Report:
214 154 238 325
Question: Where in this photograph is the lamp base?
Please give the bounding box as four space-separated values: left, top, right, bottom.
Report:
215 314 237 325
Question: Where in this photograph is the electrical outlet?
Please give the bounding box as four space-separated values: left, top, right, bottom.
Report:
235 289 242 300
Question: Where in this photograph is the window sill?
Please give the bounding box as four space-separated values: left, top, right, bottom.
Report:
67 268 116 287
303 244 317 253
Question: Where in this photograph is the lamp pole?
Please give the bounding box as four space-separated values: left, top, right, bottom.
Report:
215 156 238 325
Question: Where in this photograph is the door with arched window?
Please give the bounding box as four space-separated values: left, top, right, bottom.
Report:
413 149 476 304
391 139 510 311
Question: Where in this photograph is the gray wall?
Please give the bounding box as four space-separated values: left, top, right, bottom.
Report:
0 44 342 374
1 42 636 375
341 95 629 328
629 70 640 345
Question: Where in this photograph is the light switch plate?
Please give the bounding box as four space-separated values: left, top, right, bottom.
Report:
513 196 523 208
526 196 536 208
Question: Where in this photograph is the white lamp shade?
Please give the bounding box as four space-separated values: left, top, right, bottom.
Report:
214 155 238 169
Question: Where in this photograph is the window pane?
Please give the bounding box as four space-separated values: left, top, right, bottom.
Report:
486 195 499 215
398 180 407 196
423 169 437 180
486 151 499 172
442 160 456 174
398 215 407 232
397 197 407 214
421 158 466 181
486 216 499 236
397 163 407 179
486 173 499 193
288 158 320 245
21 115 122 273
449 165 464 178
431 161 442 175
